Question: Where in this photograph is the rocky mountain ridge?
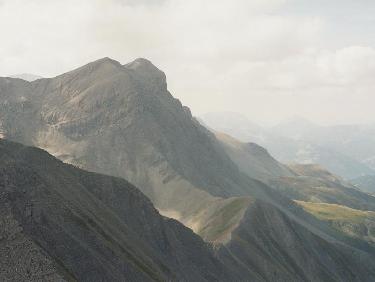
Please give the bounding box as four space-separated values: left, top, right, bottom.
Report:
1 57 375 281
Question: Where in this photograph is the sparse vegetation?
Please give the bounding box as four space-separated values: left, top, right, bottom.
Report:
296 200 375 243
297 201 374 221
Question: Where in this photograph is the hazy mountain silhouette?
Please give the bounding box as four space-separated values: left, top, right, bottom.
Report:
201 112 375 179
10 73 43 82
352 175 375 195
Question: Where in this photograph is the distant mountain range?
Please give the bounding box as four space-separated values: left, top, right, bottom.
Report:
201 112 375 180
10 73 43 81
1 58 375 281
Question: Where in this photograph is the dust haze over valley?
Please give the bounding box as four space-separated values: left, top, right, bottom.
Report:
1 1 375 281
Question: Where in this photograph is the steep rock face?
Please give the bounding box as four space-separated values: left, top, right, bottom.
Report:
0 140 237 282
0 60 289 280
0 58 274 221
2 58 375 281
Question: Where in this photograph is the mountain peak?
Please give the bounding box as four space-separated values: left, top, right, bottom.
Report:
88 57 157 70
125 58 166 83
58 57 165 83
54 57 123 81
126 57 156 68
88 57 122 68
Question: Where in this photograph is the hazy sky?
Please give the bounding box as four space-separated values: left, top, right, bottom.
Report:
1 0 375 125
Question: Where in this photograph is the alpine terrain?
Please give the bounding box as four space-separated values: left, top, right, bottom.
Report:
1 57 375 281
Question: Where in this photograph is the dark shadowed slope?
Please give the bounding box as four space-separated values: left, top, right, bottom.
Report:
0 139 237 282
218 200 375 282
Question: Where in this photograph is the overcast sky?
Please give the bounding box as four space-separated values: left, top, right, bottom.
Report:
1 0 375 126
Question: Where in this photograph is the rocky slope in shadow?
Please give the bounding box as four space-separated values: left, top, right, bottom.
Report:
0 139 238 281
218 200 375 282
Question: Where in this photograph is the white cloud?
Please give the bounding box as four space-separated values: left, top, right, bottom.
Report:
0 0 374 125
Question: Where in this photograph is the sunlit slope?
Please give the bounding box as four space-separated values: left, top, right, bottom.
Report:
267 164 375 211
297 201 375 244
